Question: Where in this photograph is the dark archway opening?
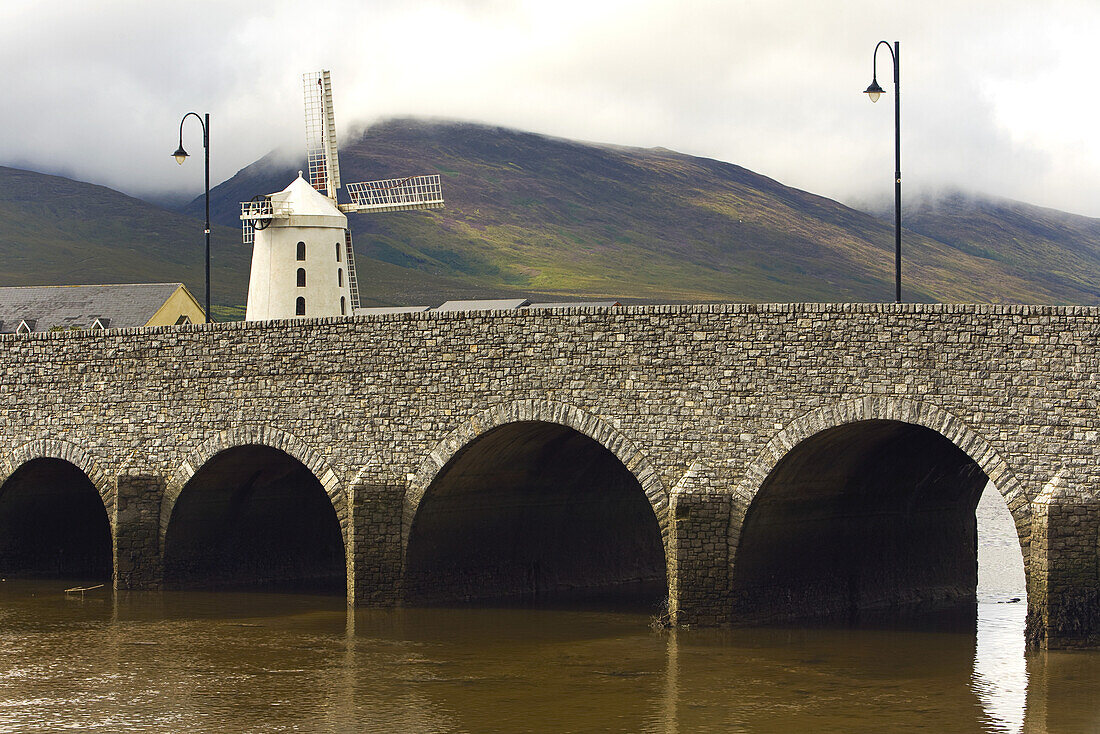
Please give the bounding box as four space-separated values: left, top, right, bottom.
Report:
405 421 667 608
164 445 345 593
731 420 988 626
0 458 112 581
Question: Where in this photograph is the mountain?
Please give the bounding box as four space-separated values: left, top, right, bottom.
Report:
900 191 1100 303
187 118 1100 306
4 120 1100 313
0 166 250 318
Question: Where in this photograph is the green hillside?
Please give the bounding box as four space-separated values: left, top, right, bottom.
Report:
4 120 1100 313
901 191 1100 303
189 119 1100 305
0 166 250 317
0 165 538 314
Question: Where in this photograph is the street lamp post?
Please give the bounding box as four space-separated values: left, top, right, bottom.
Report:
172 112 211 323
864 41 901 303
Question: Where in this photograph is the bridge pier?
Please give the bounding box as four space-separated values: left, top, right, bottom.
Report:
112 472 164 590
1027 480 1100 648
348 475 404 606
668 487 734 626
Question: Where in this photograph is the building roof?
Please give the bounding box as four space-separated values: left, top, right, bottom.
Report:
526 301 622 309
269 172 347 225
355 306 432 315
0 283 189 333
354 299 625 317
435 299 532 312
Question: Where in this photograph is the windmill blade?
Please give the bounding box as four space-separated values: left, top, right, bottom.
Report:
303 70 341 197
340 174 445 214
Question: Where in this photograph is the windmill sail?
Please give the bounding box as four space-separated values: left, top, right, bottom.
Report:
342 175 444 214
303 70 341 197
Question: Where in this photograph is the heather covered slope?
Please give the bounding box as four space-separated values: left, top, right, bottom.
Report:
0 166 250 314
191 119 1100 305
3 119 1099 313
901 191 1100 303
0 165 508 312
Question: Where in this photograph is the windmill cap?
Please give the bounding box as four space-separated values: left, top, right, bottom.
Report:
266 172 347 227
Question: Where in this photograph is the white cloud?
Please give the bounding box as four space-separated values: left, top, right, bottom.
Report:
1 0 1098 215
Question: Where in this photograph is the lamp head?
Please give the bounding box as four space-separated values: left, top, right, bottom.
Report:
864 79 885 103
172 145 189 165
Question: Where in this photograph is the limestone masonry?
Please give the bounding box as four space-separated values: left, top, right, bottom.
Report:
0 303 1096 648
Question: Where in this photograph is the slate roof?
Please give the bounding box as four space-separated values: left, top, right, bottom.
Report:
0 283 184 333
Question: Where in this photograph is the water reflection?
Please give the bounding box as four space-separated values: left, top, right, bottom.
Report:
0 582 1097 732
973 483 1029 733
0 484 1094 733
975 602 1028 733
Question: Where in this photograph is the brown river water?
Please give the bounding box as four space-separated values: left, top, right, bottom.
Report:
0 491 1095 733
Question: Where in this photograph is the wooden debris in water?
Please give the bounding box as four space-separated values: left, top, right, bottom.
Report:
63 583 105 599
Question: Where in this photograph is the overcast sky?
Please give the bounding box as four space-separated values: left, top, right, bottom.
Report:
2 0 1099 216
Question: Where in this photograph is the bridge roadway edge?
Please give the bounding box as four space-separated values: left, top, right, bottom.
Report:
0 302 1095 648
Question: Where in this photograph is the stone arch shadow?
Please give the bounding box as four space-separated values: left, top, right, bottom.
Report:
0 437 114 518
0 437 114 579
729 397 1029 623
161 426 348 591
402 400 669 603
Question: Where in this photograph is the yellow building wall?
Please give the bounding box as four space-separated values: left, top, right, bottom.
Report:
144 285 206 327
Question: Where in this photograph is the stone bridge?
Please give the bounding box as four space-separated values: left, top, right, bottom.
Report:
0 303 1096 648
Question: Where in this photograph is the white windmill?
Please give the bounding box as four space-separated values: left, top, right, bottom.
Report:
239 70 444 321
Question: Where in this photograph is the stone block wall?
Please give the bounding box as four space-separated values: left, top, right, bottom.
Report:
349 476 405 606
1028 476 1100 648
113 473 164 590
0 303 1095 645
668 489 732 626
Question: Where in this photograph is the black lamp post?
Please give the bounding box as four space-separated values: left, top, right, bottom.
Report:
172 112 211 323
864 41 901 303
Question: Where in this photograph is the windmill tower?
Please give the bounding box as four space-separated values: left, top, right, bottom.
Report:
240 70 444 321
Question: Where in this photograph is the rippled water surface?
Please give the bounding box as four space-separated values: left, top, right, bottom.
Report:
0 490 1095 733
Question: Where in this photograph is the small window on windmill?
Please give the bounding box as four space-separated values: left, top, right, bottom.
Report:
296 241 306 261
175 315 191 325
336 242 341 262
297 268 306 287
16 319 35 334
91 318 111 330
296 297 306 316
338 268 344 287
341 297 346 315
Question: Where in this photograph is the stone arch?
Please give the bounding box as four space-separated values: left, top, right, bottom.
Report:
727 396 1030 624
0 437 114 579
0 437 113 522
161 425 346 553
732 396 1029 554
403 400 669 563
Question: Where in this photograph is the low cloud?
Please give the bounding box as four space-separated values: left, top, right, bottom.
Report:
1 0 1098 215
